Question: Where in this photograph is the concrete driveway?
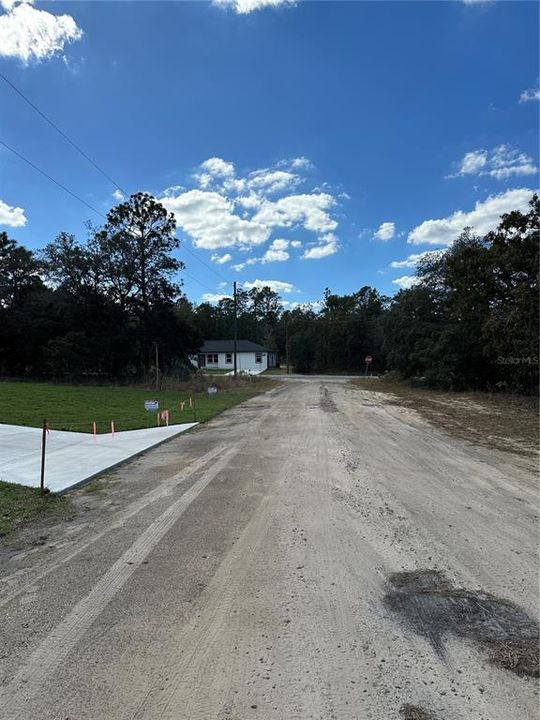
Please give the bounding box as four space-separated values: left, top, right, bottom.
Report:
0 422 197 492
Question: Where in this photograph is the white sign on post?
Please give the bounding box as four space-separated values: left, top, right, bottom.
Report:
144 400 159 411
207 385 218 395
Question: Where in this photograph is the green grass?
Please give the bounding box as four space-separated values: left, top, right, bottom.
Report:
262 367 291 375
0 378 275 433
0 480 71 536
198 368 232 375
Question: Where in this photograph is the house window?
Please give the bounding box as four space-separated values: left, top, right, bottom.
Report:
255 352 262 364
225 353 232 364
207 353 218 364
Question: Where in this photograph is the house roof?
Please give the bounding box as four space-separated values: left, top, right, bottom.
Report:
199 340 272 353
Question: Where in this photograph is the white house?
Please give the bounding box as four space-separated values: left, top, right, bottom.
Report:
196 340 278 373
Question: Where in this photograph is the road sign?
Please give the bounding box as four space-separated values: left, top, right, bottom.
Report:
144 400 159 412
207 385 218 395
364 355 373 365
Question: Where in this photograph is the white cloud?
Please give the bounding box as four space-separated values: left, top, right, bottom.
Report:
244 279 295 294
211 253 232 265
232 257 258 272
290 240 302 248
262 238 289 263
282 299 322 311
161 157 341 257
269 238 288 250
289 156 313 171
450 145 537 180
455 150 488 176
193 158 236 190
390 250 446 269
236 194 263 210
253 193 337 234
201 293 232 304
489 145 538 179
200 157 235 178
519 86 540 103
214 0 294 14
374 221 395 241
408 188 534 246
0 198 26 227
392 275 418 290
161 189 270 250
162 184 186 198
302 233 339 260
112 190 125 201
0 0 83 64
247 169 300 195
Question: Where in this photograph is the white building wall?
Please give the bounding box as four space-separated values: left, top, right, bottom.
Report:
236 352 267 372
204 351 268 372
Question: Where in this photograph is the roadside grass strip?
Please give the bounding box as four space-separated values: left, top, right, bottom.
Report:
0 480 72 536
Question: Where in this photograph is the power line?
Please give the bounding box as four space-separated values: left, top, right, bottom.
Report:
180 242 230 284
1 74 233 292
183 270 226 296
2 138 223 297
0 139 107 220
0 71 128 196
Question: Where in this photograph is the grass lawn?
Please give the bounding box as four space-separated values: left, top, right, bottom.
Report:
198 368 231 375
0 480 72 536
262 367 291 375
0 377 275 433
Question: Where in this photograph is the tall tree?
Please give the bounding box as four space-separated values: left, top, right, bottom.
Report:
41 231 102 299
0 232 44 309
95 192 184 371
96 193 182 313
483 194 539 390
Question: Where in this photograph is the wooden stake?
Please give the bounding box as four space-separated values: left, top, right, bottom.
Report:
40 419 47 496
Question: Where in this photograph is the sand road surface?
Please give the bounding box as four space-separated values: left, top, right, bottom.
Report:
0 379 537 719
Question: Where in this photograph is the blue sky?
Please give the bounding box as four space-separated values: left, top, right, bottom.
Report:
0 0 538 307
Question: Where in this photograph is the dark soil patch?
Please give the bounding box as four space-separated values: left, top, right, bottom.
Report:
320 386 338 413
384 570 539 678
400 704 437 720
489 639 539 678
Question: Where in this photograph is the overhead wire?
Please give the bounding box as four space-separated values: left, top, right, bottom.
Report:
0 139 107 220
182 270 226 296
0 71 128 197
1 72 234 294
179 241 230 284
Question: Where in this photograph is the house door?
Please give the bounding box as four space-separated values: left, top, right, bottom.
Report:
198 353 206 367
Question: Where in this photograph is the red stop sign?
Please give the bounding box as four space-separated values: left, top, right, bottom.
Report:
365 355 373 365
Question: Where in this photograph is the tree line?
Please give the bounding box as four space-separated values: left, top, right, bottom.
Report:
0 192 537 392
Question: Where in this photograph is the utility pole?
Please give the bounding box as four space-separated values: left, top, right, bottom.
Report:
285 321 290 375
233 281 238 377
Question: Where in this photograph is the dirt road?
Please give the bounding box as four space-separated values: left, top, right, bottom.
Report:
0 379 538 719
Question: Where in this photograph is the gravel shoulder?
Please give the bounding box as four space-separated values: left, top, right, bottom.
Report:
0 380 537 720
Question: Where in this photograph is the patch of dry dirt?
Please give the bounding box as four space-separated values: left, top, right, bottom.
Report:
400 704 438 720
352 378 538 458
